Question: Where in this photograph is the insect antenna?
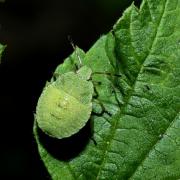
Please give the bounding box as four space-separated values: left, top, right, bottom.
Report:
68 36 82 68
92 71 122 77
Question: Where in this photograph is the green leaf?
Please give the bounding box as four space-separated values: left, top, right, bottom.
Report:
34 0 180 179
0 44 6 63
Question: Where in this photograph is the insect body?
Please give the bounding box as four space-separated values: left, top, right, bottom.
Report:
36 65 94 139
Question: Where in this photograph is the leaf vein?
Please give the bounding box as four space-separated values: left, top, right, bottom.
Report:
128 110 180 179
96 0 169 178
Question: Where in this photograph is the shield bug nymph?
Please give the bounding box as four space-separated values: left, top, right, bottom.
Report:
36 41 121 139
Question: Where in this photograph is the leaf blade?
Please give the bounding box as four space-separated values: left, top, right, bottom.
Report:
34 0 180 179
0 44 6 63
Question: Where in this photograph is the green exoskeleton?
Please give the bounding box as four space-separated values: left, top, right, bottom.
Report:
36 64 94 139
36 42 121 139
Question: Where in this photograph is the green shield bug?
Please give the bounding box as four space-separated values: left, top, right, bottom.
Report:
36 40 121 139
36 64 94 139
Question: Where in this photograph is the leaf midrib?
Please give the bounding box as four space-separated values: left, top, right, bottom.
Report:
96 0 169 179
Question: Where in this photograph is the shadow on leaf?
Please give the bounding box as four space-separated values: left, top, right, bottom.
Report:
37 120 92 161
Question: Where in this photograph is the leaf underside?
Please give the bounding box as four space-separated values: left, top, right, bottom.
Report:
34 0 180 179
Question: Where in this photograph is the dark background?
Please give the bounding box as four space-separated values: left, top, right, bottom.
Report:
0 0 141 179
